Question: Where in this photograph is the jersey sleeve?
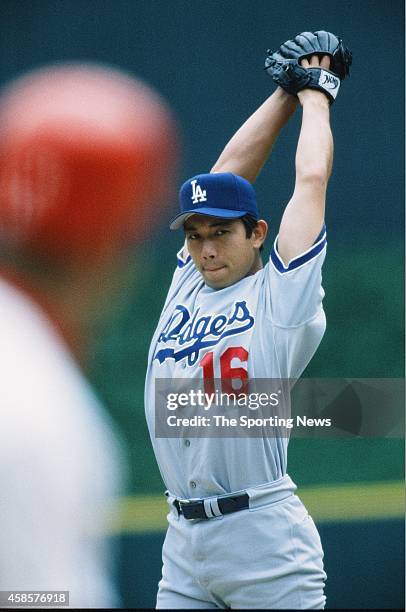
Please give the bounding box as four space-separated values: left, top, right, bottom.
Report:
263 226 327 378
266 224 327 327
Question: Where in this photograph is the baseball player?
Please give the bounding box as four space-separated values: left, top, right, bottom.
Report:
0 64 177 608
145 31 352 609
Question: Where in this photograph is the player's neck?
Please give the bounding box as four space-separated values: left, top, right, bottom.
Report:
248 252 263 277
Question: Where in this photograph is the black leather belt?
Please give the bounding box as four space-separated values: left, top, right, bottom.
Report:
174 492 249 520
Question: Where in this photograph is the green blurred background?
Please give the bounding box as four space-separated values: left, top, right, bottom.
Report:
1 0 403 608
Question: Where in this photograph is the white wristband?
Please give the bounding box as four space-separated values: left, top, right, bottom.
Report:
317 68 341 100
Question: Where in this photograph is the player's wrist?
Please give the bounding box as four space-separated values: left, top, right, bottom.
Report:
273 86 299 108
297 89 330 109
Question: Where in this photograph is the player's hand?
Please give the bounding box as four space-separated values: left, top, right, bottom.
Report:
297 55 331 106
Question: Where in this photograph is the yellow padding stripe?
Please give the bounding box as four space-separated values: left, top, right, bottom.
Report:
105 480 404 535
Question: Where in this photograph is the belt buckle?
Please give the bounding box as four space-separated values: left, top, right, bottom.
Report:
177 498 193 514
178 498 208 520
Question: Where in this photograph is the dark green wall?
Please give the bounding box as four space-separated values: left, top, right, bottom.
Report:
1 1 404 242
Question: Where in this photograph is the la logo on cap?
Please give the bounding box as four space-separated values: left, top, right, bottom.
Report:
191 179 207 204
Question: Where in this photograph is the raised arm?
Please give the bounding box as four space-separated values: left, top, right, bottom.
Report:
277 55 333 264
210 87 298 183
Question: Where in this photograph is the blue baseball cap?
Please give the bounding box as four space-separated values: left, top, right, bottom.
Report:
169 172 259 230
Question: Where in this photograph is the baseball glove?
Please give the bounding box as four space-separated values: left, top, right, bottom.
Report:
265 30 352 103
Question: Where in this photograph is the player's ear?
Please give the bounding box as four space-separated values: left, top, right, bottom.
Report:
252 220 268 249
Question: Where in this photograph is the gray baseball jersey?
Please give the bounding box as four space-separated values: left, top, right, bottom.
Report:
145 226 326 499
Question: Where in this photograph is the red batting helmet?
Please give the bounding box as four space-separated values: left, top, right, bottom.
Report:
0 63 179 264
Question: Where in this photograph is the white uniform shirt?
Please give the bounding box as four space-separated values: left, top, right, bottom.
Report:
145 228 327 499
0 277 124 608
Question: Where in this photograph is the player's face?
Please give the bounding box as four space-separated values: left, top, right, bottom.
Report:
184 215 265 289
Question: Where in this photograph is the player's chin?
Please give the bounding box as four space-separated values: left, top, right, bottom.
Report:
203 266 235 289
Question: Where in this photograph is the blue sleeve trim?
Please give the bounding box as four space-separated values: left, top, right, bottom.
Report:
271 227 327 274
313 223 326 245
176 245 192 269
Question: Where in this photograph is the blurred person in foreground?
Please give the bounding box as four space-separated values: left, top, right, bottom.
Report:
0 63 178 608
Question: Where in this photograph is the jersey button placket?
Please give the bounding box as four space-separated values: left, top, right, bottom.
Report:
184 439 191 447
